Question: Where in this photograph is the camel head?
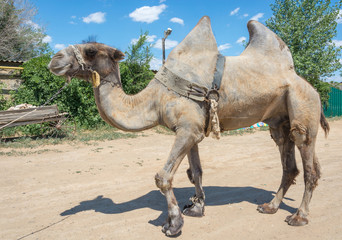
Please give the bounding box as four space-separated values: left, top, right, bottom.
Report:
48 43 125 85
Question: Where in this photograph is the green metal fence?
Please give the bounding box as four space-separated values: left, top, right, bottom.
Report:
324 87 342 117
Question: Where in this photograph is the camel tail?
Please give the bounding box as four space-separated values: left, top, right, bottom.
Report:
320 106 330 138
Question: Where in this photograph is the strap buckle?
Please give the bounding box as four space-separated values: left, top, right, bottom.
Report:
206 88 219 102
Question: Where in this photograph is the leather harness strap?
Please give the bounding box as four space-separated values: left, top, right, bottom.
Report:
155 65 208 101
155 53 225 102
155 53 225 139
212 53 225 90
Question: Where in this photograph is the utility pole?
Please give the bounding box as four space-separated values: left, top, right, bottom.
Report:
162 28 172 64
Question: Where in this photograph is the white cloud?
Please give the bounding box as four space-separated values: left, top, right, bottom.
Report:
42 35 52 43
150 57 162 70
131 35 157 45
218 43 231 51
243 13 249 18
160 0 166 3
230 7 240 16
83 12 106 24
236 36 246 44
54 44 66 50
131 38 138 44
337 9 342 24
170 17 184 25
332 40 342 47
24 20 40 30
129 4 166 23
250 13 264 21
147 35 157 42
154 38 178 49
70 16 77 24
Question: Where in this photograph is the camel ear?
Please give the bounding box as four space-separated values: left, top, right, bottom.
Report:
114 49 125 61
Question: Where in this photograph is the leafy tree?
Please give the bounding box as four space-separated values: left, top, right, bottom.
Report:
0 0 49 61
120 31 155 94
266 0 342 104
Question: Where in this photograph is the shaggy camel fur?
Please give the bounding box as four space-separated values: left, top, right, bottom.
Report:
48 16 329 236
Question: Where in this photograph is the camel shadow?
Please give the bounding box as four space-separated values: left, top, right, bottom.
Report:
60 186 296 226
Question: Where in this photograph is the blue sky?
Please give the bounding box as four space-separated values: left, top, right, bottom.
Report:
33 0 342 81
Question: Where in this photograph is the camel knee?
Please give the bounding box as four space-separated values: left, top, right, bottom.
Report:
290 122 309 147
155 173 172 192
187 165 202 180
186 168 195 184
191 167 203 178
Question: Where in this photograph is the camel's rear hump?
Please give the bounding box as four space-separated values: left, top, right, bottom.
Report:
242 21 295 72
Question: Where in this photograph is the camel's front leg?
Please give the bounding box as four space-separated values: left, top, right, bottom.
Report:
155 130 203 236
183 144 205 217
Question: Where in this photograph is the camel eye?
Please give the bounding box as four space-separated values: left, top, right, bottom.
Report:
86 48 97 58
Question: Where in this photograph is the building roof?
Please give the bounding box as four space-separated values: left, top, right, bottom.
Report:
0 60 25 67
0 59 25 63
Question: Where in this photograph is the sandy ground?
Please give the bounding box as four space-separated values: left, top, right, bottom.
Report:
1 120 342 240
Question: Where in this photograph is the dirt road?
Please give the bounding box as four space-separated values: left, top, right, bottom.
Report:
1 120 341 240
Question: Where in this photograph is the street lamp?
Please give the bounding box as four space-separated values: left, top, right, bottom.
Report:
162 28 172 64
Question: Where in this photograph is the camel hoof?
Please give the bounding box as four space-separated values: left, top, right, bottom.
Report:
183 195 205 217
285 213 308 226
257 203 278 214
162 216 184 236
183 202 205 217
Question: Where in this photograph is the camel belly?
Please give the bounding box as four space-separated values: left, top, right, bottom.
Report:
217 104 278 131
216 57 291 130
217 86 289 130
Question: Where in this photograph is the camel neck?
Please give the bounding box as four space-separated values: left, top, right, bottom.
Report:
93 76 159 132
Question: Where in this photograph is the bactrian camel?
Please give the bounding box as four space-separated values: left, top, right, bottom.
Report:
48 16 330 236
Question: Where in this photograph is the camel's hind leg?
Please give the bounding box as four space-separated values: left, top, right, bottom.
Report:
283 85 322 226
257 120 299 214
285 126 321 226
183 144 205 217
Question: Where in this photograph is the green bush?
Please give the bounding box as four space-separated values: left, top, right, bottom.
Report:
0 83 12 111
120 61 154 94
